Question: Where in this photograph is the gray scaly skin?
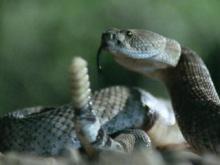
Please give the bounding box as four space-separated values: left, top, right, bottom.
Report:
0 86 155 156
98 28 220 153
0 57 153 156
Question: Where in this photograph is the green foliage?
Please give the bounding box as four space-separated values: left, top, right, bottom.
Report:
0 0 220 114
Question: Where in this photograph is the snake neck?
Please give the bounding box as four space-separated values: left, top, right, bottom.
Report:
162 47 220 112
163 48 220 105
160 47 220 151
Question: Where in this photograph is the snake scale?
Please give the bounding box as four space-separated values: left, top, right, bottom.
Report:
97 28 220 154
1 55 159 156
0 85 159 155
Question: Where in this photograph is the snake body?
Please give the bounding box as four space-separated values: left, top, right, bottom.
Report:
0 86 157 156
98 28 220 153
162 47 220 153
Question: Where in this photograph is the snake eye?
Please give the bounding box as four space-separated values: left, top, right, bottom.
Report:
126 30 133 37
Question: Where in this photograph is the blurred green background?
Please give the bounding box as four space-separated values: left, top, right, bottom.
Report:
0 0 220 115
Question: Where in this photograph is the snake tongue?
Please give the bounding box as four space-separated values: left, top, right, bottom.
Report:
96 45 104 72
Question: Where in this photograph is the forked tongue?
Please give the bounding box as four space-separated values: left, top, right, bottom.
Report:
96 44 104 72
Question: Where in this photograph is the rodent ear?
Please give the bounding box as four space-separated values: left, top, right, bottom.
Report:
164 38 181 67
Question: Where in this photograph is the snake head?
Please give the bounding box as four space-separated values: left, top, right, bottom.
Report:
97 28 181 75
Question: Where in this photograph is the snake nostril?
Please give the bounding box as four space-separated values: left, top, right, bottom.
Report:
116 40 122 45
102 32 115 40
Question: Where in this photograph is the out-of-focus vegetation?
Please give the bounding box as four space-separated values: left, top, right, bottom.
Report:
0 0 220 115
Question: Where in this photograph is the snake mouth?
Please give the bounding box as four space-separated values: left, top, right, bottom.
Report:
96 43 158 73
96 47 164 75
